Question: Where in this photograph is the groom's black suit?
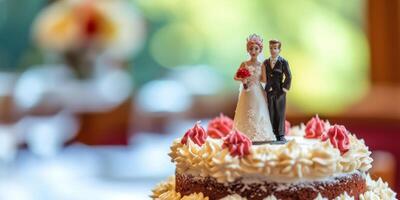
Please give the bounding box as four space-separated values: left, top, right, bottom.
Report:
263 56 292 140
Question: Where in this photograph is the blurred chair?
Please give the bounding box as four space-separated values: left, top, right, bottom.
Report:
370 150 396 188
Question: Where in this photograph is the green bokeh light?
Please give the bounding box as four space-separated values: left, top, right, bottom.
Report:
150 23 204 68
136 0 368 114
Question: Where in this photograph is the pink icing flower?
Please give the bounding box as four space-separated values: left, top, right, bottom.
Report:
181 122 208 146
285 120 291 135
321 125 350 154
207 114 234 139
222 129 252 157
304 115 328 139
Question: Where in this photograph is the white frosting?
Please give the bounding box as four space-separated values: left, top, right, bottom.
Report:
220 194 247 200
158 190 181 200
151 174 397 200
151 176 181 200
340 135 373 173
313 193 327 200
287 124 306 136
362 174 397 199
334 193 354 200
170 133 372 183
180 193 209 200
263 195 278 200
359 191 380 200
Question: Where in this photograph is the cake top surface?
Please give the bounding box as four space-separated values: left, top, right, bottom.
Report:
169 115 373 183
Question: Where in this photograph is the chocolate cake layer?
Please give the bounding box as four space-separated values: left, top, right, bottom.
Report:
175 172 366 200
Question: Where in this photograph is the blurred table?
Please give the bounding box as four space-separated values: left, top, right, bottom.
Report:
0 143 174 200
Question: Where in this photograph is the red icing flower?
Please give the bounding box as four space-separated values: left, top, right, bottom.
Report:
236 67 251 79
304 115 328 139
207 114 234 139
181 122 208 146
321 125 350 154
285 120 291 135
222 129 252 157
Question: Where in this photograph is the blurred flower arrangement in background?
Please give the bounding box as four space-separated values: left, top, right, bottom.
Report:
32 0 145 78
0 0 147 161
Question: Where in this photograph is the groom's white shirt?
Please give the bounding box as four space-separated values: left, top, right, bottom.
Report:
269 55 279 69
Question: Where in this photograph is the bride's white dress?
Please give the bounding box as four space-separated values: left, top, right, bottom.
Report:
233 63 275 141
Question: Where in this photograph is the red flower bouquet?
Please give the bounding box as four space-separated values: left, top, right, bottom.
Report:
236 67 252 89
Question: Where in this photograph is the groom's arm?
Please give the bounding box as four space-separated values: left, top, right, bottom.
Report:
262 62 272 92
282 60 292 92
260 64 267 83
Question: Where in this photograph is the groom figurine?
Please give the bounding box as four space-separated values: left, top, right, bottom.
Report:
263 39 292 143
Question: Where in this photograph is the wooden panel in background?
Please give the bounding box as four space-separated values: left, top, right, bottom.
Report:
368 0 400 85
73 100 132 145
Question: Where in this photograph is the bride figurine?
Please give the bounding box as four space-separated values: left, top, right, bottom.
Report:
233 34 275 142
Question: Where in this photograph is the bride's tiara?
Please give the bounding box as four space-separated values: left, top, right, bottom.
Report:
247 34 263 43
246 34 263 50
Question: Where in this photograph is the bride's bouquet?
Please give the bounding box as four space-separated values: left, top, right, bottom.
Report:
236 67 252 89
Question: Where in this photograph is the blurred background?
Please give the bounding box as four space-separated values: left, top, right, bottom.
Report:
0 0 399 199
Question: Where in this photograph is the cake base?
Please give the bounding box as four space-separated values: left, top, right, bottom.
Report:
175 172 367 200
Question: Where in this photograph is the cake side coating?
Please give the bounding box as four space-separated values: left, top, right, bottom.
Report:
151 173 396 200
175 171 366 200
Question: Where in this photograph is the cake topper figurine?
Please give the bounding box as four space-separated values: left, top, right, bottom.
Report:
233 34 275 142
233 35 291 144
263 39 292 143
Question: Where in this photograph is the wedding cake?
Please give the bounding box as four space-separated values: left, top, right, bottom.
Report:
151 35 395 199
151 114 396 200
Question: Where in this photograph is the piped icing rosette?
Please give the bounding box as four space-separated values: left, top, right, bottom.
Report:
285 120 291 135
210 130 252 182
321 125 350 155
222 129 252 157
169 115 374 183
181 122 208 146
207 114 234 139
304 115 330 139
